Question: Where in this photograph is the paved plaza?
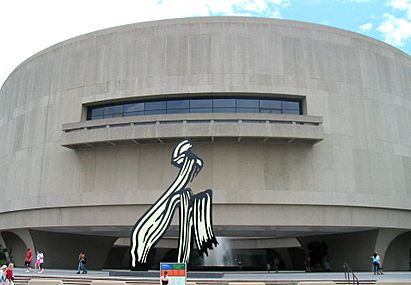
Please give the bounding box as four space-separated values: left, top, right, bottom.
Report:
13 268 411 282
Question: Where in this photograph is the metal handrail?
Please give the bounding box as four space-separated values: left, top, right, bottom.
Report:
343 262 360 285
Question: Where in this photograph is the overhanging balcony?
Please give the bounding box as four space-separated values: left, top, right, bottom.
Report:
61 113 324 149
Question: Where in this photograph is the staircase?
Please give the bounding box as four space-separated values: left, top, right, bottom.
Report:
13 275 161 285
14 266 380 285
336 281 376 285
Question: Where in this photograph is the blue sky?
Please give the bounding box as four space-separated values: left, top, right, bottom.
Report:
0 0 410 87
282 0 411 50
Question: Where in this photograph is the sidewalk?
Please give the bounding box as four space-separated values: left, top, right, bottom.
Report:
13 268 411 282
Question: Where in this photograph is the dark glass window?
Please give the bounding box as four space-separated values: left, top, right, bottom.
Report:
91 107 104 117
167 108 190 114
87 96 303 120
260 99 281 109
282 101 300 110
124 111 144 116
237 107 260 113
261 109 282 114
167 100 189 109
145 101 166 110
124 103 144 113
283 109 300 115
144 109 164 115
213 99 235 108
190 107 212 113
237 99 259 108
106 113 123 118
214 107 236 113
190 99 212 108
104 105 123 116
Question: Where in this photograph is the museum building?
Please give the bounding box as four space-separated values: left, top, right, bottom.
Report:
0 17 410 271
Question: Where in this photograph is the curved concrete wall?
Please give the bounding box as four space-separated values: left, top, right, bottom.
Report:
0 17 411 269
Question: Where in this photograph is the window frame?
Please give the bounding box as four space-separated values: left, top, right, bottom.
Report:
86 96 303 120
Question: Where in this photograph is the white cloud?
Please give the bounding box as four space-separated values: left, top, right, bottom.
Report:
271 10 282 18
388 0 411 19
359 22 373 32
272 0 291 7
377 13 411 46
209 0 290 16
237 0 270 12
372 0 411 49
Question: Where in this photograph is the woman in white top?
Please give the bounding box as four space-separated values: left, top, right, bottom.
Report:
0 265 7 285
35 251 43 273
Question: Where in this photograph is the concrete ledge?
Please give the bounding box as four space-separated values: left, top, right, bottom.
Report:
28 279 63 285
91 281 127 285
376 281 411 285
297 282 336 285
61 113 324 149
229 282 266 285
187 282 197 285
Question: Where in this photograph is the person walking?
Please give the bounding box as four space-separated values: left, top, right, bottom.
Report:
371 252 383 275
35 251 41 272
77 252 83 274
25 248 32 272
39 251 44 273
376 252 383 275
304 254 311 272
273 257 280 273
1 265 7 285
5 263 13 285
266 261 271 273
35 251 44 273
76 252 87 274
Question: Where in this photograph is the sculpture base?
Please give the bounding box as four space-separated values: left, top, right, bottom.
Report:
109 270 224 278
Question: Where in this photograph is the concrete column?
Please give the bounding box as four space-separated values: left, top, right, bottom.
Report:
275 248 293 270
12 229 36 253
382 231 411 270
0 232 10 263
10 229 36 266
374 229 408 264
1 230 34 266
0 233 7 250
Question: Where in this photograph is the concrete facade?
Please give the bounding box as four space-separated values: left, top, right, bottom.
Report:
0 17 410 271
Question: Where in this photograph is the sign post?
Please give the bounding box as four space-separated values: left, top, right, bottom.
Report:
160 263 187 285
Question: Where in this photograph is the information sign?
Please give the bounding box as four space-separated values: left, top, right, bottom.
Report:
160 263 186 285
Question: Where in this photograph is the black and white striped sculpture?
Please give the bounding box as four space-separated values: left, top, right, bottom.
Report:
130 140 218 268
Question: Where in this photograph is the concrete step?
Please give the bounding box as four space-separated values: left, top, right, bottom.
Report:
14 276 378 285
335 281 377 283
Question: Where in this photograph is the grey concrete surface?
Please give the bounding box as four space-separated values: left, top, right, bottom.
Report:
12 267 411 282
61 113 324 148
0 17 410 271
